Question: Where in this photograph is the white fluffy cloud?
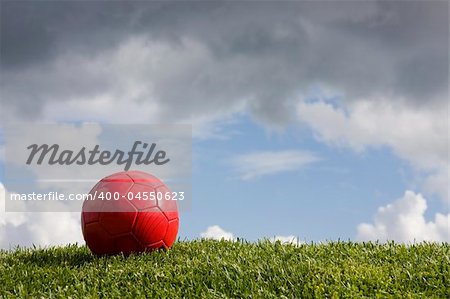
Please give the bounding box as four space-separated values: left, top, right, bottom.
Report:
232 150 320 180
297 99 447 170
200 225 234 241
423 169 449 203
270 235 302 245
0 183 84 249
199 227 305 244
297 99 448 203
357 191 449 243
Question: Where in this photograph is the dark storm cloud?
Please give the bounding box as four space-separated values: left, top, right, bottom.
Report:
1 1 144 69
0 1 448 124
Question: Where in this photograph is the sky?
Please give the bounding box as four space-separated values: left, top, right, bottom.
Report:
0 1 448 248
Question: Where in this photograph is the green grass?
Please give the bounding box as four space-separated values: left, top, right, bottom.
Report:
1 240 449 298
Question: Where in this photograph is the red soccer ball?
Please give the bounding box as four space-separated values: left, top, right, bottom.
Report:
81 170 179 255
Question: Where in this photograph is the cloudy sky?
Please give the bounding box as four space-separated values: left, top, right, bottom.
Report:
0 1 448 247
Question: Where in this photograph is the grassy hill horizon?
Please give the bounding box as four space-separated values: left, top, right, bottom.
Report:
1 240 449 298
